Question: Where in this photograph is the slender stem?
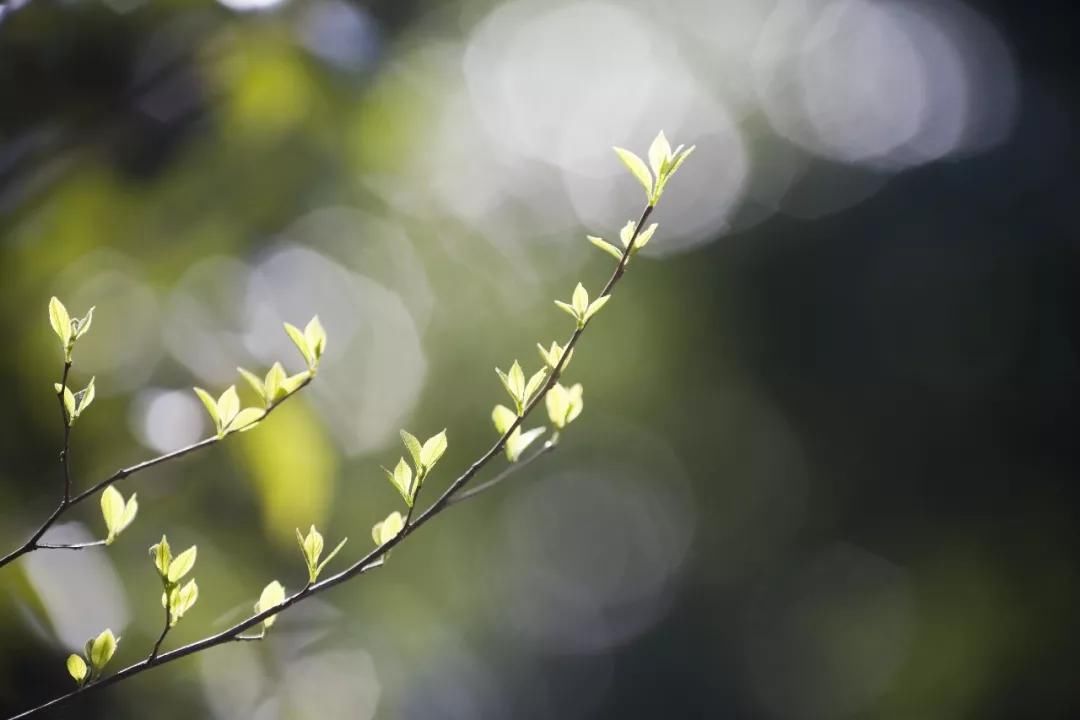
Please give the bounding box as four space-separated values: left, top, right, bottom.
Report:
57 362 72 502
447 440 557 507
0 376 312 572
6 205 654 720
148 601 171 662
35 540 106 550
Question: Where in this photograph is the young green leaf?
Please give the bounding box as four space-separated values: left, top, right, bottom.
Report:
263 362 288 404
72 307 95 341
651 138 695 203
546 382 585 429
193 387 222 434
74 377 96 417
572 283 589 317
491 404 516 435
619 220 658 252
88 629 117 671
587 235 624 261
281 370 309 395
296 525 324 582
304 316 327 365
523 368 547 408
537 341 573 371
167 546 197 583
316 537 348 577
228 407 265 434
613 146 654 199
554 299 580 324
66 654 88 685
284 322 316 369
255 580 286 630
216 386 239 428
506 426 546 462
101 486 137 545
556 284 591 329
238 367 267 405
496 361 527 412
371 511 405 547
582 294 611 324
150 536 172 579
55 383 77 424
419 430 448 470
383 457 415 506
648 130 672 179
399 429 423 470
48 297 72 350
167 579 199 625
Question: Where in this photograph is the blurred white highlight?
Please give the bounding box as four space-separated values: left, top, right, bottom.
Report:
22 523 131 650
131 388 206 454
755 0 1017 170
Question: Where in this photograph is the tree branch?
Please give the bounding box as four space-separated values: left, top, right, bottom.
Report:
0 376 312 571
6 204 655 720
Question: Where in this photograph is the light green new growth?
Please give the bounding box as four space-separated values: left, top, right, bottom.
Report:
492 405 546 462
238 362 307 409
254 580 286 633
555 282 610 329
283 315 327 372
296 525 348 584
614 130 695 205
545 383 584 430
496 361 547 414
100 486 137 545
48 297 94 363
66 629 118 686
65 654 87 686
8 131 695 718
372 511 405 547
149 536 200 628
538 341 573 371
54 377 95 425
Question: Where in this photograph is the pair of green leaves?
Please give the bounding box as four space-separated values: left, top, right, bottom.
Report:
496 361 547 415
296 525 347 584
614 130 695 206
555 283 610 329
193 385 263 439
492 404 546 462
100 486 138 545
54 377 95 425
238 362 308 410
546 382 584 430
384 429 448 507
284 316 327 372
372 511 405 547
65 628 117 686
538 340 573 371
588 220 659 263
196 316 325 437
48 297 94 363
149 536 199 627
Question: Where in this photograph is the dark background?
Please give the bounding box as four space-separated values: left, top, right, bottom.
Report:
1 0 1079 718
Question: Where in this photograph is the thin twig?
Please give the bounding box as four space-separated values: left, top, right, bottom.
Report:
57 362 72 502
34 540 106 550
6 205 654 720
447 440 557 507
0 376 312 571
148 601 171 662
